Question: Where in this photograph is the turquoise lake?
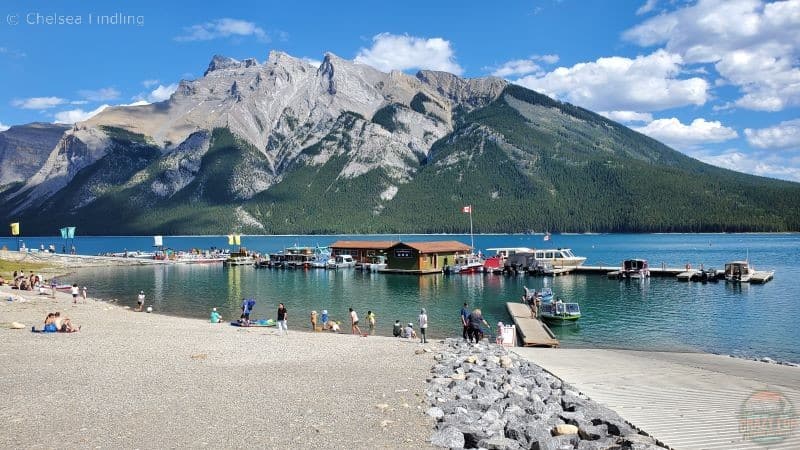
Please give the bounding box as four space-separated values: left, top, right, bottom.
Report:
4 233 798 362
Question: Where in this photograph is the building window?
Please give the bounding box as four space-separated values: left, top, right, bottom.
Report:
394 249 412 258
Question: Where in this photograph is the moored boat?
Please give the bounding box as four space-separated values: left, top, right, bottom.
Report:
224 248 254 266
539 300 581 324
326 254 355 269
724 261 774 283
445 254 484 274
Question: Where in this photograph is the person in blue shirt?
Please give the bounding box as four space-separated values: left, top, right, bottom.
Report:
240 298 256 325
321 309 329 329
460 303 470 340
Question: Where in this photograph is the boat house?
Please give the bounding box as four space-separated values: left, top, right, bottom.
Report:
329 241 398 264
382 241 472 274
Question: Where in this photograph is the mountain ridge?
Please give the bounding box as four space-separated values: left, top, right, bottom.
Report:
1 50 799 235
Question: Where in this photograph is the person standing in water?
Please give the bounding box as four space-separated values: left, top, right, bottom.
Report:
366 310 376 335
349 308 361 335
136 290 145 312
460 303 470 340
418 308 428 344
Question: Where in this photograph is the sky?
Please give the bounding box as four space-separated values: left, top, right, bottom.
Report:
1 0 799 181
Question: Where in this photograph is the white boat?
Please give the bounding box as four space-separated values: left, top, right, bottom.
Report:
224 248 254 266
528 248 586 268
608 259 650 279
326 254 355 269
445 254 484 274
724 261 774 283
356 255 387 272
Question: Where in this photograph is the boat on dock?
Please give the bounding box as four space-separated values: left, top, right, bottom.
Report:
223 248 254 266
608 259 650 279
355 255 387 272
325 254 355 269
445 254 484 274
724 261 774 283
528 248 586 268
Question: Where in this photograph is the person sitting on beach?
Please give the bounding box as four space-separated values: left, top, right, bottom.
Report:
310 310 318 331
54 312 80 332
329 321 341 333
392 320 402 337
402 323 417 339
43 313 58 333
320 310 329 329
210 308 223 323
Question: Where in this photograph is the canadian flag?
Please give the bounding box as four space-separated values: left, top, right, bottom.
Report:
462 205 472 213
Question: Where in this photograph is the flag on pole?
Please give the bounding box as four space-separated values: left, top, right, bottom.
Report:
234 234 241 246
66 227 76 239
10 222 20 236
462 205 472 213
60 227 68 239
153 235 163 247
227 234 234 245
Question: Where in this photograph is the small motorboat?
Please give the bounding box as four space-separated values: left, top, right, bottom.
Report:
539 300 581 324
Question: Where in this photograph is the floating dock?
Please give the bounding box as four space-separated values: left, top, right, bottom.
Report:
505 302 559 347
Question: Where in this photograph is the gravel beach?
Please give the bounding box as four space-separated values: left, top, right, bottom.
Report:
0 284 437 449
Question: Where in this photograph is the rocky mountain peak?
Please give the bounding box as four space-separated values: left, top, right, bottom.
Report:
204 55 242 76
416 70 507 110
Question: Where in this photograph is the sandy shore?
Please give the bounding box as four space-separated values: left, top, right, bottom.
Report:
0 284 438 449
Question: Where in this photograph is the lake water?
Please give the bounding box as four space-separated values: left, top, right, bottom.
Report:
4 233 798 362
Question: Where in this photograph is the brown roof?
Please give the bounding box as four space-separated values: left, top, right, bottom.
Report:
329 240 398 250
394 241 472 253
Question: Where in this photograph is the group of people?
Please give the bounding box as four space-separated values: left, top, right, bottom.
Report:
40 311 80 333
460 303 490 343
391 308 429 343
8 270 42 291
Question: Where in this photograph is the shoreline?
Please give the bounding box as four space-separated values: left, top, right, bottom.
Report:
4 249 799 366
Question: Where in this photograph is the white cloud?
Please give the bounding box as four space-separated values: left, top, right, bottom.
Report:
598 110 653 123
175 18 268 42
354 33 463 75
12 96 66 110
78 87 120 102
0 122 9 132
744 119 800 150
513 50 709 112
53 104 109 124
633 117 738 149
142 79 160 88
487 55 560 77
636 0 659 15
489 59 542 77
133 83 178 104
688 148 800 182
624 0 800 111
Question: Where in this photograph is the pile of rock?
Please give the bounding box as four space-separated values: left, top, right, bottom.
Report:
425 339 664 449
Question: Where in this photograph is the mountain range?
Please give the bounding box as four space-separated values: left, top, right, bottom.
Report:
2 50 799 235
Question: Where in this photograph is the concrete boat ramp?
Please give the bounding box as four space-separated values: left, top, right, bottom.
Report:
514 348 800 449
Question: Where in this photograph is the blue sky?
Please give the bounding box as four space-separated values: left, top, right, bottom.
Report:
1 0 799 181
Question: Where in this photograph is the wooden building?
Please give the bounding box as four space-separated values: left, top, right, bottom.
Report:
382 241 472 274
328 240 397 263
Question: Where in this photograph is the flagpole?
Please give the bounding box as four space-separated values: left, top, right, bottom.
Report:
469 205 474 251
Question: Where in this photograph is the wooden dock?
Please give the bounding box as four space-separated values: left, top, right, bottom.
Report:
505 302 559 347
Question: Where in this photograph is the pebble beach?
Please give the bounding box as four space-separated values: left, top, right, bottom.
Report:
0 283 438 449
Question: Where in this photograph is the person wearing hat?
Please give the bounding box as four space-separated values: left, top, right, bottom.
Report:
321 309 329 329
403 322 417 339
210 307 222 323
136 290 145 312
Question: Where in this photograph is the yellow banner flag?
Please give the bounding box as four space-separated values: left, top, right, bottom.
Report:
227 234 234 245
10 222 19 236
234 234 241 246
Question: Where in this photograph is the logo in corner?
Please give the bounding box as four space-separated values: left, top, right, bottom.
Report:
738 390 798 445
